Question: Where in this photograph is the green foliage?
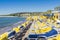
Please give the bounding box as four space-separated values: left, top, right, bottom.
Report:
54 6 60 11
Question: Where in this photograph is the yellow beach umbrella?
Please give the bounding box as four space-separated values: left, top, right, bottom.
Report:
33 16 38 21
25 21 29 25
26 16 32 21
22 23 26 27
55 34 60 40
18 25 21 28
42 16 47 19
38 22 47 29
47 19 51 23
0 32 8 40
13 27 20 33
36 21 41 24
48 34 60 40
30 30 35 33
39 16 43 20
48 38 54 40
35 30 40 34
40 27 52 34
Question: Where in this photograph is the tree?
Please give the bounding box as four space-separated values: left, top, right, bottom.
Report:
46 10 52 14
54 6 60 11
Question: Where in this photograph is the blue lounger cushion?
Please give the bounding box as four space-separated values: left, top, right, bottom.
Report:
8 31 16 37
20 26 24 28
29 29 57 38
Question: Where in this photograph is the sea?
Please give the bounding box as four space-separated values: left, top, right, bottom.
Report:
0 17 26 29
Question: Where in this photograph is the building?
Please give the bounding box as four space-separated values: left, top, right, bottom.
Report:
52 10 60 20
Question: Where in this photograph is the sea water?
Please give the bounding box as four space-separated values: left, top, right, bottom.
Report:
0 17 26 28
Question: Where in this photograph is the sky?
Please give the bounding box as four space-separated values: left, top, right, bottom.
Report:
0 0 60 15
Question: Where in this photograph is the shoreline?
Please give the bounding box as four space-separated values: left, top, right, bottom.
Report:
0 16 18 17
0 20 26 35
0 16 26 18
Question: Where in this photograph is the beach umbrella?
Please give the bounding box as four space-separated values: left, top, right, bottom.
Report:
25 21 29 25
22 23 26 28
26 16 32 21
32 16 38 21
0 32 8 40
13 27 20 33
55 34 60 40
40 27 52 34
35 30 40 34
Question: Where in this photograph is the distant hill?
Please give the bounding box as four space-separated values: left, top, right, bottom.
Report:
7 12 43 17
0 6 60 17
0 10 53 17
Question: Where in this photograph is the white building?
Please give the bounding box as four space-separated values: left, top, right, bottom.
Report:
52 10 60 20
